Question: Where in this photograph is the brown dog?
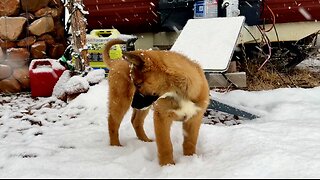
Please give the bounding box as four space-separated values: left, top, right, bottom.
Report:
103 39 209 166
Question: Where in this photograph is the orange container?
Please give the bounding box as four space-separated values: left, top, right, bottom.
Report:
29 59 65 97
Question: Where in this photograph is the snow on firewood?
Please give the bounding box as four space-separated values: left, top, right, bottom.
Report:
85 69 106 85
64 75 90 95
52 70 72 101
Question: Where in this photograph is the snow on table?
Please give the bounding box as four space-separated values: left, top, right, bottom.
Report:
171 16 245 72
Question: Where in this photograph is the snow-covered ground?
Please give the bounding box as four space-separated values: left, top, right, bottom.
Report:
1 15 320 176
1 78 320 178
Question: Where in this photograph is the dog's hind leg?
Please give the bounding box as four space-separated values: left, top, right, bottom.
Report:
182 110 205 156
108 103 130 146
131 108 152 142
108 81 134 146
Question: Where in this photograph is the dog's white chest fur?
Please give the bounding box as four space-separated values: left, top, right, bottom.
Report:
160 92 201 121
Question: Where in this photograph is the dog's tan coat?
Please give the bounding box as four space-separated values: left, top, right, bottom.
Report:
103 39 209 166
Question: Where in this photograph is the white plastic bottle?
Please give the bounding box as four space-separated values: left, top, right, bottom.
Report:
205 0 218 18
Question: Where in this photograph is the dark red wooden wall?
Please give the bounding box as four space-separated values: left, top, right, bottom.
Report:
261 0 320 24
83 0 159 34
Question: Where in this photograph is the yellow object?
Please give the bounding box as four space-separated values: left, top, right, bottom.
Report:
86 29 124 70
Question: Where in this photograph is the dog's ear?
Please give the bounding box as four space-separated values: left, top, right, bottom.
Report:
122 52 144 67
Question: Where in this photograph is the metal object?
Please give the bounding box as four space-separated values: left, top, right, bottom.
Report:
208 99 260 120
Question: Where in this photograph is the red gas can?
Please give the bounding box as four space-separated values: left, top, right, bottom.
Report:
29 59 66 97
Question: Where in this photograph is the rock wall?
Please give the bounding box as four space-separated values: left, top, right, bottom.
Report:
0 0 66 93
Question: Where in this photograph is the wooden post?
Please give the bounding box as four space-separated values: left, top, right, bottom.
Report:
65 0 89 71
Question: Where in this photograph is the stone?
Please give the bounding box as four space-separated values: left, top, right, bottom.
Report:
0 17 27 41
28 16 54 36
0 0 20 16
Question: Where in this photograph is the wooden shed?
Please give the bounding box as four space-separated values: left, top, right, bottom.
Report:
83 0 160 33
261 0 320 24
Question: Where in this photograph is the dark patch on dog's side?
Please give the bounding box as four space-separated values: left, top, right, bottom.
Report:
131 92 159 109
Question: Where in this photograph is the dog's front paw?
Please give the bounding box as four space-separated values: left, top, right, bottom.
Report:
110 140 122 147
159 159 175 166
158 154 175 166
110 143 122 147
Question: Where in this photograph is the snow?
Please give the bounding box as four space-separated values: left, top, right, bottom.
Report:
29 59 65 71
51 59 66 70
30 66 55 74
297 57 320 72
1 78 320 178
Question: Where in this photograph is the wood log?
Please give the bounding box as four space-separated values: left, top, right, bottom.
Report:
49 0 64 18
19 12 36 21
31 41 47 59
0 47 4 60
21 0 50 12
0 17 27 41
17 36 37 47
38 34 55 45
0 39 16 49
0 75 22 93
0 64 12 80
53 20 66 43
6 47 30 68
49 43 65 59
35 7 60 18
49 0 64 9
0 0 20 17
28 16 54 36
6 47 30 61
12 66 30 90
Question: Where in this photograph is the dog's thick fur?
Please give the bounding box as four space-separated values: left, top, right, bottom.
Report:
103 39 209 166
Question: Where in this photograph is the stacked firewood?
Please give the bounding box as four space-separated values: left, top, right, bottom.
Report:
0 0 66 93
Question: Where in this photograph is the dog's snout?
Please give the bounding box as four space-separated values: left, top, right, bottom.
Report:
134 81 143 89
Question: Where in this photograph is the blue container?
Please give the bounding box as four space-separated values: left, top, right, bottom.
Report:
194 1 205 18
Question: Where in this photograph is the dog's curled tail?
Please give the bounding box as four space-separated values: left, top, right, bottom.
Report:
103 39 127 67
